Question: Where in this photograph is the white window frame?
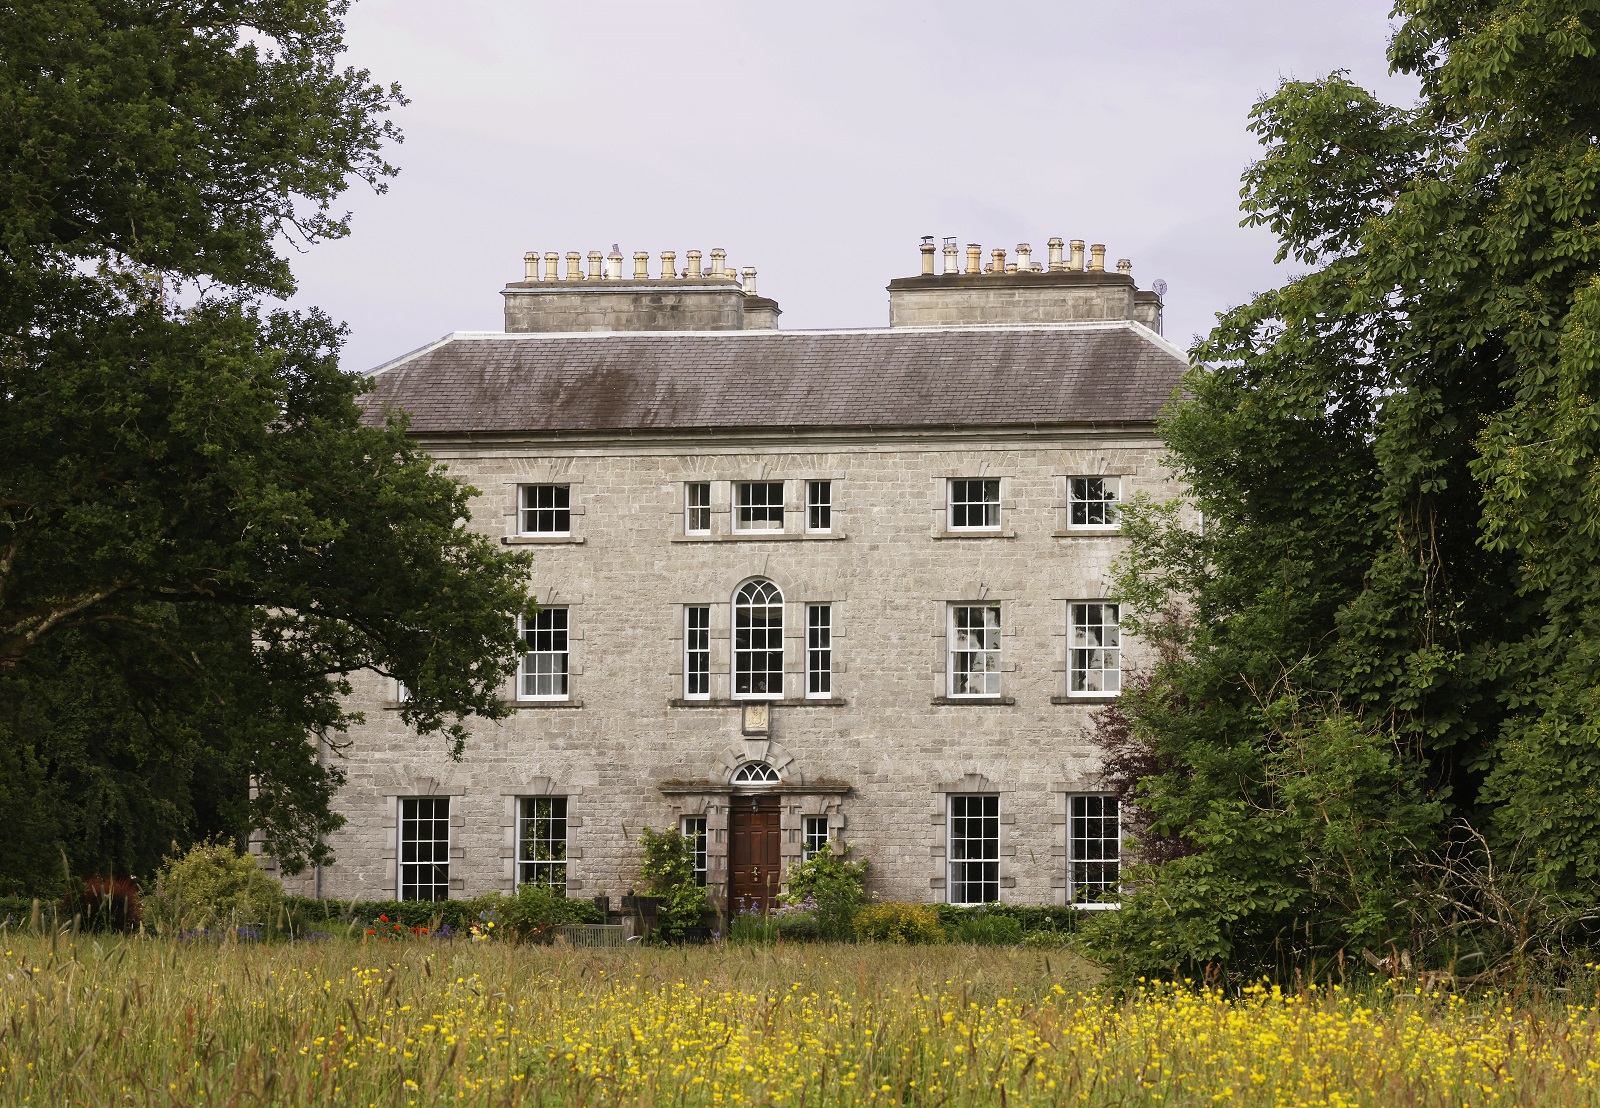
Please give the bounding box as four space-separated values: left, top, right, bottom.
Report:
516 795 568 892
806 603 832 699
947 478 1001 532
733 579 784 699
519 608 570 701
684 605 711 700
1067 794 1121 909
1068 602 1121 696
684 482 712 535
802 815 830 860
947 794 1000 905
806 480 832 534
518 484 571 536
1068 476 1120 530
734 481 785 533
399 797 450 902
731 762 780 784
948 603 1002 697
680 815 708 886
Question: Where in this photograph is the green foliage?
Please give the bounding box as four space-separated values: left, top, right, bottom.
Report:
945 910 1024 947
933 904 1084 938
0 0 534 890
779 843 868 940
637 828 709 944
147 840 283 931
1090 1 1600 980
854 902 946 945
494 884 605 943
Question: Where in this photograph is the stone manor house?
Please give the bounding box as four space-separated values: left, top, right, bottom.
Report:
290 236 1189 913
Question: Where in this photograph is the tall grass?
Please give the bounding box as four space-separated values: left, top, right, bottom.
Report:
1 933 1598 1105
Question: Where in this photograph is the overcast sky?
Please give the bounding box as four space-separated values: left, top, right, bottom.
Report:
282 2 1420 373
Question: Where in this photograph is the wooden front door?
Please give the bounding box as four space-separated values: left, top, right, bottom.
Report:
727 794 782 915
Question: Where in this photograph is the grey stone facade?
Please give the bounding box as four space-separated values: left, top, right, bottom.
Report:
285 242 1188 911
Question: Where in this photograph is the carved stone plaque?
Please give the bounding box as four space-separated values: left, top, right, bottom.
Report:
741 702 770 736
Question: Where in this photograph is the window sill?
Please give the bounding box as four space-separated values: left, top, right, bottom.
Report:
508 699 585 709
503 535 585 545
671 533 847 543
668 697 847 708
933 530 1015 540
1051 529 1122 538
1050 695 1120 705
1068 901 1122 911
930 696 1016 706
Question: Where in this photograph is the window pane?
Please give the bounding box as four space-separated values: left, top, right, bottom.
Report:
807 480 832 532
518 796 568 893
735 482 784 531
948 794 999 904
685 605 710 698
1069 603 1121 694
734 579 784 696
803 816 830 860
807 604 832 697
520 609 569 698
681 816 708 886
519 484 571 534
400 797 450 902
949 478 1001 530
1069 476 1119 528
1069 795 1121 903
685 482 711 534
949 604 1001 696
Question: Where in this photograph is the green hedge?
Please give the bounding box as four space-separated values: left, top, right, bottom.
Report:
933 904 1085 936
283 894 605 936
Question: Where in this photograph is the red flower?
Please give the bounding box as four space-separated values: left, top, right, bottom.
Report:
378 914 390 923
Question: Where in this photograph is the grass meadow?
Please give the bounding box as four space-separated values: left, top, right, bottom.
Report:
3 934 1600 1106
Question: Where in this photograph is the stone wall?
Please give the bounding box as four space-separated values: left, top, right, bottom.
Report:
285 426 1183 909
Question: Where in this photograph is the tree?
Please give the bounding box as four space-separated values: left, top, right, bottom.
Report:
1084 1 1600 978
0 0 533 888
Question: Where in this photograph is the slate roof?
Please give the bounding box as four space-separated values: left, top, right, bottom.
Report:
358 322 1189 435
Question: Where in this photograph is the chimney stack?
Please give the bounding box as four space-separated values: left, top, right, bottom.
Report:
524 251 540 280
686 249 703 279
660 250 676 279
1015 243 1032 272
710 248 726 277
565 251 583 280
920 236 936 276
633 251 650 279
943 238 959 275
1088 244 1106 272
1116 258 1132 275
606 246 623 280
965 244 982 275
1068 240 1085 271
1047 238 1065 271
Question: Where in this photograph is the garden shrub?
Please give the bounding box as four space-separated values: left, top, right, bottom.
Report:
495 883 604 942
854 901 946 944
61 876 142 932
147 840 283 932
933 903 1084 937
779 843 867 941
638 827 709 943
948 909 1023 946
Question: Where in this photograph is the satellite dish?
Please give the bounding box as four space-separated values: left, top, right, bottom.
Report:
1153 279 1168 297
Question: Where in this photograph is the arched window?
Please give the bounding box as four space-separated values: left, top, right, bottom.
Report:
733 578 784 698
731 762 780 785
